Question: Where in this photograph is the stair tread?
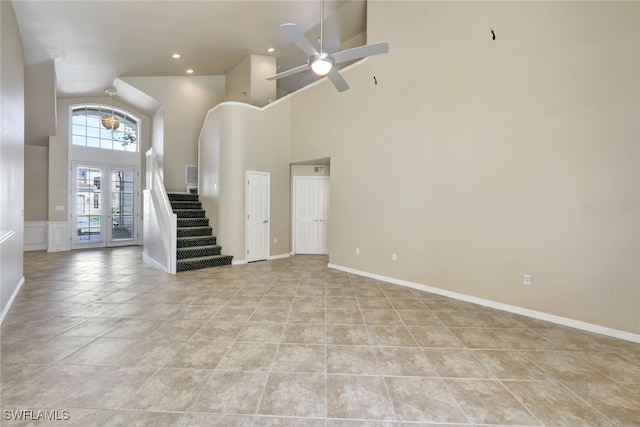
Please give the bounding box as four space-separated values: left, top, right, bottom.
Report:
178 245 221 251
177 254 233 262
177 225 212 229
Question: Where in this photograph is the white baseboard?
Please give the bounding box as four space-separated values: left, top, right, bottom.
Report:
232 259 248 265
142 252 169 273
268 253 290 261
327 263 640 344
0 277 25 325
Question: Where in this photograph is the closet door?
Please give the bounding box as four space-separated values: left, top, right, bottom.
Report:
294 177 329 254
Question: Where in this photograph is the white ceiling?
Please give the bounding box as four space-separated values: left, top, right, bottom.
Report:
12 0 366 97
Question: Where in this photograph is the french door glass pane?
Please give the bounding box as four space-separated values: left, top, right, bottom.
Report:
76 167 102 242
111 169 135 240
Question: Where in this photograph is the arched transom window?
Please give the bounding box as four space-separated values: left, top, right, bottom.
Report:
71 105 139 152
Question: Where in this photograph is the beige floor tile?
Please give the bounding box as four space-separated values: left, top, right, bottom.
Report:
562 380 640 426
258 372 326 417
522 351 613 382
59 317 127 338
121 368 210 411
253 417 325 427
326 375 396 420
61 337 138 366
60 366 158 409
374 347 439 377
8 336 96 364
272 343 326 373
3 364 103 406
385 377 468 423
325 309 365 325
424 349 493 379
103 318 164 338
164 340 230 369
236 322 285 343
445 379 541 425
190 319 243 342
180 413 254 427
504 380 615 426
367 325 418 347
281 323 325 344
361 309 404 325
408 326 466 348
216 342 278 371
288 308 325 324
449 327 507 349
326 325 370 345
190 370 268 414
472 350 551 380
326 345 378 375
110 339 186 367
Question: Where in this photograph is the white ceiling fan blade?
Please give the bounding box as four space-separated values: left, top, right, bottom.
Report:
327 68 349 92
280 23 318 57
267 64 310 81
332 42 389 65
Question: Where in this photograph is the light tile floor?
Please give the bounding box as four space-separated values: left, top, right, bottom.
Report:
1 247 640 426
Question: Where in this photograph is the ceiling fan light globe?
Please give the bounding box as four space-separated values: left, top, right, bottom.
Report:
309 56 333 76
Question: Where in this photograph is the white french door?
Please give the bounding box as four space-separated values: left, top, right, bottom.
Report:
71 162 138 249
246 171 270 262
293 177 329 255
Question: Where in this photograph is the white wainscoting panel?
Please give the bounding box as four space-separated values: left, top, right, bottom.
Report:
48 221 69 252
24 221 48 251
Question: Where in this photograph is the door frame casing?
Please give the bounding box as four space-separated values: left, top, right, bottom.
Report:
245 170 270 262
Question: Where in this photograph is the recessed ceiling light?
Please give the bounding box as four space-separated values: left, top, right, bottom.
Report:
186 69 194 74
267 47 275 53
172 53 181 59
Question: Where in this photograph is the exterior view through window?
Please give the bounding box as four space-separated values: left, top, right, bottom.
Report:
71 105 139 152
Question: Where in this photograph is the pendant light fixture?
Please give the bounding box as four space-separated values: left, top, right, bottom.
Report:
101 87 120 131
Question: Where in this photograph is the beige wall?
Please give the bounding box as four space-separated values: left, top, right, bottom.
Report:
122 76 226 192
287 1 639 334
199 99 291 261
24 145 49 221
1 1 25 319
225 55 276 107
225 56 252 104
25 61 57 147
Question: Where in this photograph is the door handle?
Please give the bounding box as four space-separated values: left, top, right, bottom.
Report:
262 220 269 223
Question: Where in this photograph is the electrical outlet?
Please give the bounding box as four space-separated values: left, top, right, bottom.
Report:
522 274 532 286
274 237 278 243
392 253 397 261
355 248 360 255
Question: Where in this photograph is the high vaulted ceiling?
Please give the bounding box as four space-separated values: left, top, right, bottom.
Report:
12 0 367 97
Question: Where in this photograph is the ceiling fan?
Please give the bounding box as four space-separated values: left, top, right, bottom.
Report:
267 0 389 92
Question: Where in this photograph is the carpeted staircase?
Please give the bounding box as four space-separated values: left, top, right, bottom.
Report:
168 193 233 272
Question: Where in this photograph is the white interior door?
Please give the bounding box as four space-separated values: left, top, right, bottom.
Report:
246 171 270 262
294 177 329 255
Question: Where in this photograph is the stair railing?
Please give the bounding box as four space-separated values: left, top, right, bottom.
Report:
144 148 177 274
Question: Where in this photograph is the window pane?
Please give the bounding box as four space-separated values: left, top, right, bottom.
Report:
72 114 86 125
72 124 86 136
87 137 100 148
72 135 87 146
87 127 101 138
100 139 113 150
87 115 101 128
